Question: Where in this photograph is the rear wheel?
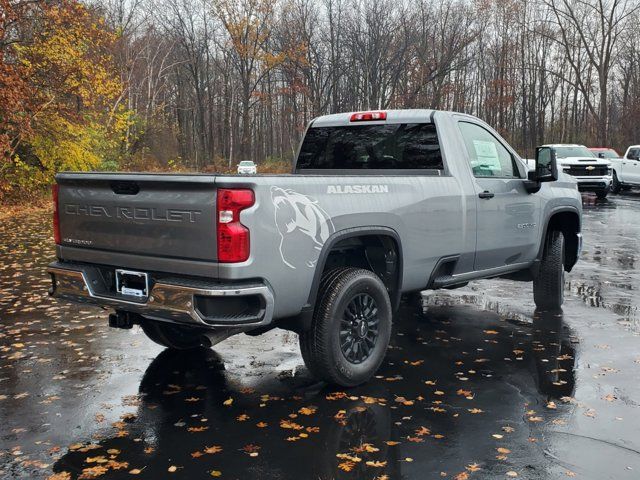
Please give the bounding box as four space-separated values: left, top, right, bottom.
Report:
300 267 392 387
141 320 209 349
611 172 621 194
533 230 565 310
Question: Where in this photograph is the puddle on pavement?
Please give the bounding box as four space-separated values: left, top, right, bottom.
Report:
24 306 577 480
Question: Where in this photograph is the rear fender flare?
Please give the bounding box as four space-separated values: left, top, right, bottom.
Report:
305 226 404 310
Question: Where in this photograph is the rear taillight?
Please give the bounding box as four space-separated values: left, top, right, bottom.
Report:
350 111 387 122
52 184 61 244
217 188 255 262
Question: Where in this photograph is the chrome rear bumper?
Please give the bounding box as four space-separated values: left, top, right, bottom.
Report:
47 264 274 328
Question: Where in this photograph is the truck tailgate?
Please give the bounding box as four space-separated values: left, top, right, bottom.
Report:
56 173 218 262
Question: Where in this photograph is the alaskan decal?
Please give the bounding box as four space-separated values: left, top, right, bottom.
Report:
327 184 389 194
271 186 335 269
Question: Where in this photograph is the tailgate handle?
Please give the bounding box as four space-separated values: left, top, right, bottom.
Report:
111 181 140 195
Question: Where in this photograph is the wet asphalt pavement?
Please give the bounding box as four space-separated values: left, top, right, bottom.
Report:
1 193 640 480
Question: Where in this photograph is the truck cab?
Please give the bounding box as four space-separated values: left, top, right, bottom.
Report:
544 144 612 199
610 145 640 193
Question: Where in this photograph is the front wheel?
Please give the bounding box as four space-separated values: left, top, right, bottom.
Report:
141 320 209 350
533 230 565 310
595 189 609 200
300 267 392 387
611 172 621 194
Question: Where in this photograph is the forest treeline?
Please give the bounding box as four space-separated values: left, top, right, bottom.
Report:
1 0 640 201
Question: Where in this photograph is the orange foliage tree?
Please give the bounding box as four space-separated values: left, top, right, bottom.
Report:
0 0 129 202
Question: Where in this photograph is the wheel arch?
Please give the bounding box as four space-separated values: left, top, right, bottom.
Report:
536 207 581 273
307 227 404 312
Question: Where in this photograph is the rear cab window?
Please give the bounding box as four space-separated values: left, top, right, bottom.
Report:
296 123 444 173
594 149 619 159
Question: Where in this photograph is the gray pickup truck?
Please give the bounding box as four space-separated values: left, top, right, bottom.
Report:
48 109 582 386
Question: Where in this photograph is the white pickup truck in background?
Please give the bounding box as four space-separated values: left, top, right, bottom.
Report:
610 145 640 193
541 144 612 199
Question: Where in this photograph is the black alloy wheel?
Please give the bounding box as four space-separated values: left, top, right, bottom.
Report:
340 293 379 364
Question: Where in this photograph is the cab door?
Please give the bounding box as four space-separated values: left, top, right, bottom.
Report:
623 147 640 184
457 121 541 271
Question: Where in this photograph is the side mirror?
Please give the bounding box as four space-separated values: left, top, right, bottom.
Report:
528 146 558 183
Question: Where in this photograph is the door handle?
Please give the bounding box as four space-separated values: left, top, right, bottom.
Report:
478 191 495 199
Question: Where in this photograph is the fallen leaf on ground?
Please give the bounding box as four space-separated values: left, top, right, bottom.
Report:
187 426 209 432
338 461 356 472
47 473 71 480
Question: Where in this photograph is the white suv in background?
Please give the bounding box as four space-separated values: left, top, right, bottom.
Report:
543 144 612 199
609 145 640 193
237 160 257 175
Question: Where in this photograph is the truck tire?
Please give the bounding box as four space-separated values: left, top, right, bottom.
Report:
533 230 565 310
611 172 621 194
299 267 392 387
595 189 608 200
141 320 208 350
300 268 345 379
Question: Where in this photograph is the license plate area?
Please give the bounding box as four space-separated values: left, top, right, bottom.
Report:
115 269 149 298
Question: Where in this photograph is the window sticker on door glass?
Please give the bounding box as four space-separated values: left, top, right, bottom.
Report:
471 140 501 172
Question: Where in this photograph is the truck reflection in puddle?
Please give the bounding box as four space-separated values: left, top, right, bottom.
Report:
52 305 576 479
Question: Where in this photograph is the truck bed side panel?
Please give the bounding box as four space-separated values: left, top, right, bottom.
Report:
214 174 467 318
